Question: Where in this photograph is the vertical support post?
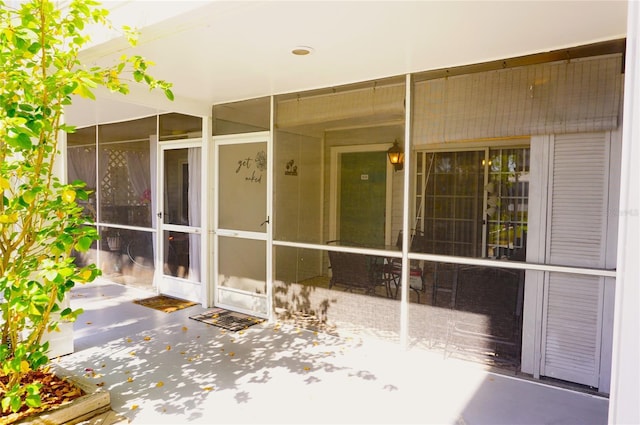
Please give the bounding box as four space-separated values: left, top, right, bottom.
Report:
609 2 640 423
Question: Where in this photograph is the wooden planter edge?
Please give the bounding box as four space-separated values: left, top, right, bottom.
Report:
18 366 111 425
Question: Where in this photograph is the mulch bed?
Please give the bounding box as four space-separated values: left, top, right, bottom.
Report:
0 368 84 424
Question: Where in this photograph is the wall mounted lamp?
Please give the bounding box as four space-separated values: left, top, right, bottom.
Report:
387 140 404 171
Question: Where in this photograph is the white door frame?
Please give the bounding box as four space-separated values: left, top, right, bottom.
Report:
157 139 204 303
211 131 272 318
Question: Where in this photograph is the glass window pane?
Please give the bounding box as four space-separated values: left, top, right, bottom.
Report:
163 147 202 227
274 245 400 339
414 146 529 260
218 236 267 315
72 225 98 269
219 236 266 293
218 142 267 232
213 97 270 136
98 117 155 228
274 77 406 249
67 126 97 221
159 113 202 141
100 227 155 290
486 147 529 259
409 261 524 369
420 151 484 257
163 230 200 282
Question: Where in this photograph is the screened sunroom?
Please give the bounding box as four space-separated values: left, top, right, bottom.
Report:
67 40 623 394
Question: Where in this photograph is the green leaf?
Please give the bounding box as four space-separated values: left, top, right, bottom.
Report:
72 83 95 100
10 394 21 412
25 394 41 408
63 82 78 96
28 303 42 316
1 396 11 413
75 236 93 252
22 190 36 204
44 270 59 282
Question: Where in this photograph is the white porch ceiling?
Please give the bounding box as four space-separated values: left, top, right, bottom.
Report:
66 0 628 128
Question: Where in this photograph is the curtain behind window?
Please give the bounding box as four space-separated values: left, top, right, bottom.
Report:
188 147 201 282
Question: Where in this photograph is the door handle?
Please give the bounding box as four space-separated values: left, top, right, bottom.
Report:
157 212 163 218
260 217 270 226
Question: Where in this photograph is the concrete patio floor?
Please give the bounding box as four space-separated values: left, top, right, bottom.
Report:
56 280 609 424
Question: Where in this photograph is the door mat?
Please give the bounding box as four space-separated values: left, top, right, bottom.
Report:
133 295 197 313
189 308 264 332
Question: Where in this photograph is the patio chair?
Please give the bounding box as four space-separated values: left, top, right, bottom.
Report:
385 230 428 302
327 241 380 295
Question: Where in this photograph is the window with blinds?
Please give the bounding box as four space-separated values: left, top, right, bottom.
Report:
412 54 622 144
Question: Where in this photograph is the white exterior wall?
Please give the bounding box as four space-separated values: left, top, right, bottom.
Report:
609 1 640 423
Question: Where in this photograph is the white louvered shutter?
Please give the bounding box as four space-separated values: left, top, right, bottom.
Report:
541 133 609 387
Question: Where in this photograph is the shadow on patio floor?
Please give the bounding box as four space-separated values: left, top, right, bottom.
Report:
59 280 608 424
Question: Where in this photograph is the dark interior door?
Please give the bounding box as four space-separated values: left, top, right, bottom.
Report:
339 151 387 247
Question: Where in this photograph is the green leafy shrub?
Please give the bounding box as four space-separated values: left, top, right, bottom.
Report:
0 0 172 414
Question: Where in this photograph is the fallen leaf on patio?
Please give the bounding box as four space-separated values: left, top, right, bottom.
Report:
130 351 136 356
166 345 171 351
127 377 134 383
102 364 106 368
86 321 92 325
229 352 235 357
156 381 164 388
97 382 105 387
313 341 318 346
144 336 151 341
203 386 214 391
303 366 310 371
182 326 188 332
126 338 132 343
131 404 139 410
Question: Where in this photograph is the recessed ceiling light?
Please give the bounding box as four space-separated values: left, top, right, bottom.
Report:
291 46 314 56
